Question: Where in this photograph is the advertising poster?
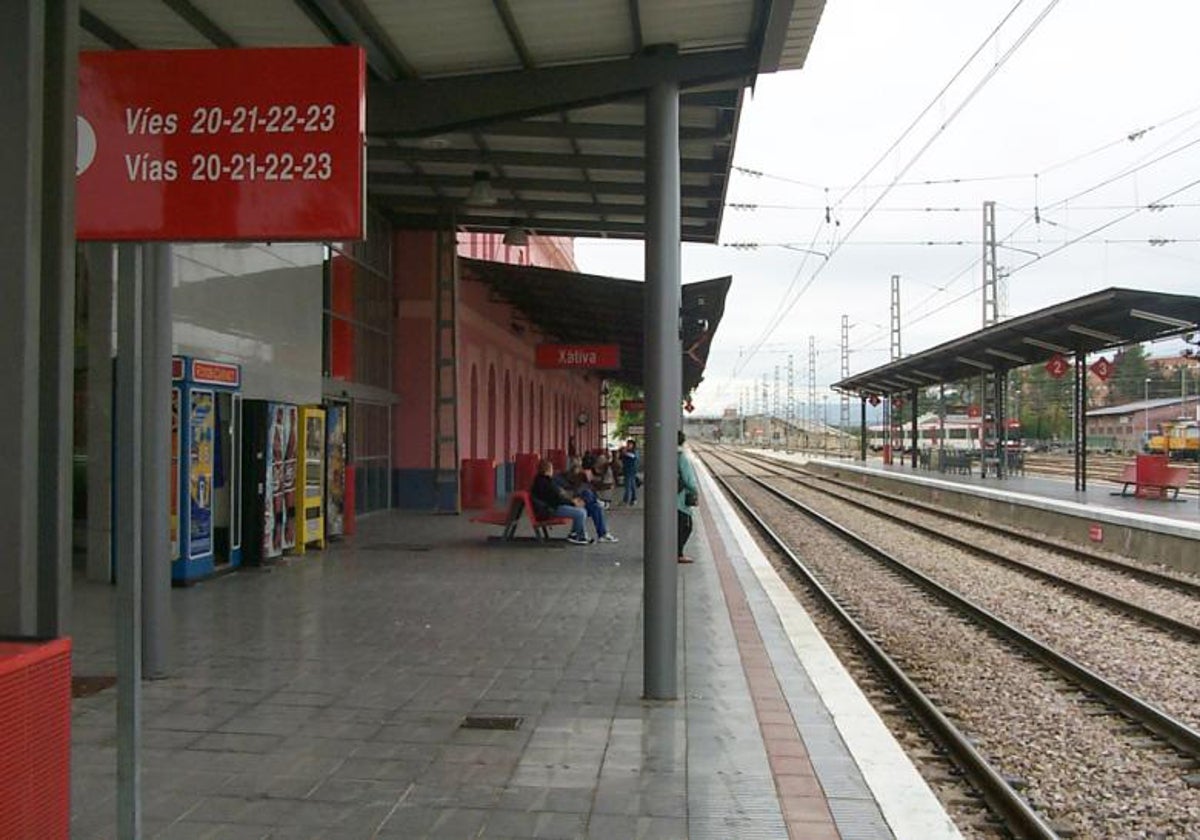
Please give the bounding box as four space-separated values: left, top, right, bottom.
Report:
265 403 298 557
326 405 346 537
188 390 214 558
170 387 180 560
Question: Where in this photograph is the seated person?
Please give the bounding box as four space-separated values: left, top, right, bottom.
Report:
531 459 591 545
558 460 618 543
591 455 615 506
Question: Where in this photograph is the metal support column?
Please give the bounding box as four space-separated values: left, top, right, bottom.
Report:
995 370 1006 479
37 0 78 636
433 222 461 513
910 386 918 468
142 243 172 677
1076 355 1088 491
643 55 681 700
860 397 867 462
0 0 46 636
86 244 115 582
116 243 144 839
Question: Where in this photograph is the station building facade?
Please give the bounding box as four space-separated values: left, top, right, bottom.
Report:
80 213 606 579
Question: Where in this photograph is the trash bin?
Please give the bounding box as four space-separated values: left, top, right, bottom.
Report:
460 458 496 509
0 637 71 840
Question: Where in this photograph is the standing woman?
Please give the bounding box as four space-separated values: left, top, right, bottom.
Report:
620 439 639 506
677 430 699 563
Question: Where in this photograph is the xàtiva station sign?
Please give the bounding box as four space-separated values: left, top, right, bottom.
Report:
535 344 621 370
76 47 365 241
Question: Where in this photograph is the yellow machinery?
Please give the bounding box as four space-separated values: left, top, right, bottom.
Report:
1146 419 1200 460
295 406 326 553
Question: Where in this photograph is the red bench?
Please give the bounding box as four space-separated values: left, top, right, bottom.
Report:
1112 457 1190 500
469 490 573 540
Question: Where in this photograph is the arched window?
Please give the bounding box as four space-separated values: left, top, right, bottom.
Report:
487 364 497 461
516 377 524 456
469 365 479 459
503 371 511 461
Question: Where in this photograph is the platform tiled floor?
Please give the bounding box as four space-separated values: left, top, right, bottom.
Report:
67 487 896 840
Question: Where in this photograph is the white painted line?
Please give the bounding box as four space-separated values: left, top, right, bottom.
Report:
694 458 964 840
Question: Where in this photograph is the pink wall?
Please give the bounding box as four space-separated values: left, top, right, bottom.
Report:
392 229 601 475
392 230 436 469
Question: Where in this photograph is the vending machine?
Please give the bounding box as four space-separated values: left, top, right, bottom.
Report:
325 402 348 539
240 400 298 565
171 356 242 583
294 406 326 554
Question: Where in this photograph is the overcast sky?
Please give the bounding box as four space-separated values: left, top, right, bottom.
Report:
574 0 1200 415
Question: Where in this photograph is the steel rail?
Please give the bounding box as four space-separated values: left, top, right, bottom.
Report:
729 451 1200 639
709 453 1200 760
705 463 1061 840
733 447 1200 598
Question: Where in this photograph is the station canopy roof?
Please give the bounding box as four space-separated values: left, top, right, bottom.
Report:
834 287 1200 396
461 258 730 392
79 0 826 243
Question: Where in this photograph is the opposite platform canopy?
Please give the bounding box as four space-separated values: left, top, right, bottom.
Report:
461 257 730 392
834 287 1200 396
79 0 826 243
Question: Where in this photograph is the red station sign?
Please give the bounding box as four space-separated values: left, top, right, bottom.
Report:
1089 356 1113 382
535 344 621 370
1045 353 1068 378
619 400 646 412
76 47 366 241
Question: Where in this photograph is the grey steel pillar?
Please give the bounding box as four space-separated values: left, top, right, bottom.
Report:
116 243 144 839
142 244 173 677
0 1 46 635
86 244 115 582
860 397 867 461
643 52 681 700
37 0 78 636
910 386 918 468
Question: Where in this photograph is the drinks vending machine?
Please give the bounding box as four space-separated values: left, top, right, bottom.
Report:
171 356 242 583
240 400 298 565
294 406 326 554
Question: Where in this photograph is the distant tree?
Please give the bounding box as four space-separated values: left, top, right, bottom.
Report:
1019 363 1073 441
605 381 644 442
1106 344 1153 405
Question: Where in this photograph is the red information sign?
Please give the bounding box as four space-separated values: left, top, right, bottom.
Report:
1045 353 1068 379
1089 356 1113 382
535 344 621 370
1088 523 1104 542
76 47 365 241
190 359 240 387
620 400 645 412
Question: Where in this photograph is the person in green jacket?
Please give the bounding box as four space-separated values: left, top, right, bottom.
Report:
677 430 699 563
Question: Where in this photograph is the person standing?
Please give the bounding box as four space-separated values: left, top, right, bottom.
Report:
620 439 639 505
677 431 699 563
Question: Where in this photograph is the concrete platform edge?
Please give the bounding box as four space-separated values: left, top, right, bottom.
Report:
694 457 964 840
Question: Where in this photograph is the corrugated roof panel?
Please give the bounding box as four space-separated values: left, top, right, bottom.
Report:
639 0 754 52
86 0 214 48
575 138 644 157
502 166 587 181
484 135 576 155
518 191 596 203
191 0 329 47
571 102 643 126
506 0 631 66
363 0 521 77
777 0 825 71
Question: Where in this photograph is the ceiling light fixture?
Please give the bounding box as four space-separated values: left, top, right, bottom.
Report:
466 170 498 206
502 226 528 247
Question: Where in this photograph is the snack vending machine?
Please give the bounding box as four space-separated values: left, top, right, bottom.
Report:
171 356 242 583
240 400 298 565
294 406 326 554
325 402 348 538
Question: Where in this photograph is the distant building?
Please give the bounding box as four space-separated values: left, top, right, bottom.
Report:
1087 396 1200 453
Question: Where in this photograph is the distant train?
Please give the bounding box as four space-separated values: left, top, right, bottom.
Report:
1144 419 1200 460
867 413 1022 453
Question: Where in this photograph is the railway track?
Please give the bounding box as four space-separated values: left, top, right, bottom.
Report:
700 446 1200 839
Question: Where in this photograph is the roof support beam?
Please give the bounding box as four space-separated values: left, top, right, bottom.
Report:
757 0 796 72
369 147 728 173
369 171 718 199
294 0 416 79
367 48 756 137
161 0 237 48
